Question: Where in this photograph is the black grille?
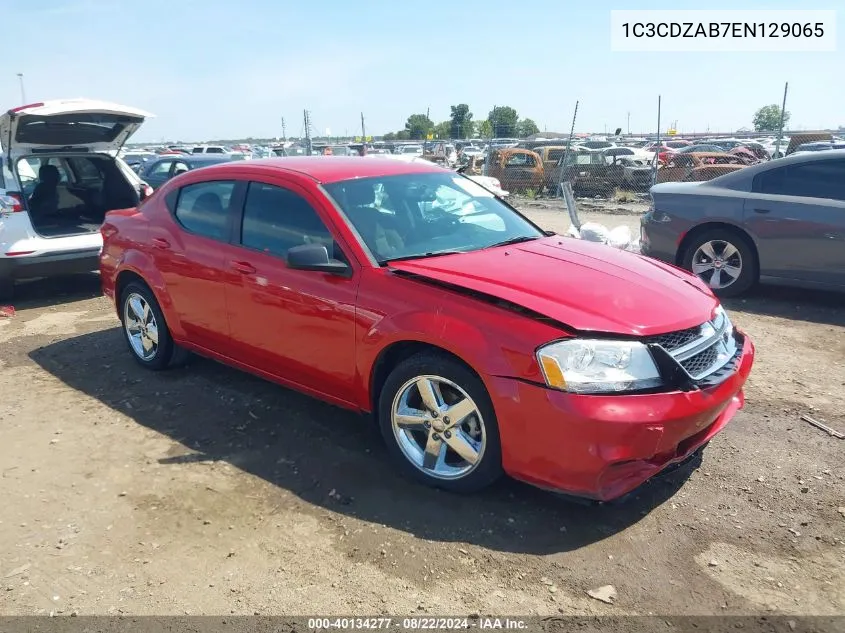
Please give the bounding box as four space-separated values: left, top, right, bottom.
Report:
697 335 744 388
650 326 701 352
681 345 720 377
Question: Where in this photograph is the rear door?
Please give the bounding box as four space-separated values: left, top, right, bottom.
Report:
744 158 845 286
150 179 243 349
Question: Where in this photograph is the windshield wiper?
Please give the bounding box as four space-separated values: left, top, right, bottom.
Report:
486 235 542 249
381 250 465 265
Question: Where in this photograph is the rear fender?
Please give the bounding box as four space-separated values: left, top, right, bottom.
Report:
114 249 184 338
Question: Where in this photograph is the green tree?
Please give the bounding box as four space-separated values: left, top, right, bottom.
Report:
488 106 519 137
433 120 451 139
752 104 790 132
477 119 493 138
449 103 473 139
382 132 397 141
405 113 434 140
517 118 540 138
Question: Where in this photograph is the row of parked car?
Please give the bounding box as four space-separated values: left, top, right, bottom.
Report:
1 97 843 303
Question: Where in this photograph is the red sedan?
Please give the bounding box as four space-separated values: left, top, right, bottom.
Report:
100 157 754 501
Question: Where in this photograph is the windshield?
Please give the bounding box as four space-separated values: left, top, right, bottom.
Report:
323 172 544 264
400 145 422 154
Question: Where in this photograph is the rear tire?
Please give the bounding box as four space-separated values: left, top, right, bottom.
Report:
377 352 503 494
682 228 757 298
119 281 182 370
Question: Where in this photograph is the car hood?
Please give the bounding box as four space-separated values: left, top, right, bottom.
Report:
1 99 153 159
389 236 718 336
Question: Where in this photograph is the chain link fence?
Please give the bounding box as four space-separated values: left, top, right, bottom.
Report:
463 86 811 204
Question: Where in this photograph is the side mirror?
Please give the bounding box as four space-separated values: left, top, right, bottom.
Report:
287 243 350 275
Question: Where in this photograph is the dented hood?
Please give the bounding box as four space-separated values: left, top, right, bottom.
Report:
388 237 719 336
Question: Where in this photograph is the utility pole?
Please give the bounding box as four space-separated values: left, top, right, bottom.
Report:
774 82 789 159
16 73 26 103
360 112 367 155
303 110 313 156
627 111 630 136
281 117 286 142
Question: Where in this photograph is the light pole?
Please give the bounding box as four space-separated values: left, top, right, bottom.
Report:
16 73 26 103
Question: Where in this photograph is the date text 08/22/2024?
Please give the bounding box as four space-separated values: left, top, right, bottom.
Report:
307 617 528 630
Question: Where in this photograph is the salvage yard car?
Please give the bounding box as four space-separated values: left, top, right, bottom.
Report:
641 149 845 297
100 157 754 501
655 152 746 184
0 99 154 299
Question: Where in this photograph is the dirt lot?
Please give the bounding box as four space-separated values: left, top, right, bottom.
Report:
1 204 843 617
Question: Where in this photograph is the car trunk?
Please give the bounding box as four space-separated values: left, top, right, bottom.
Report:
1 99 153 238
16 153 141 237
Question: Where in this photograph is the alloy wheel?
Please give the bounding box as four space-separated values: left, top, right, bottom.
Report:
692 240 743 290
390 375 486 480
123 292 159 361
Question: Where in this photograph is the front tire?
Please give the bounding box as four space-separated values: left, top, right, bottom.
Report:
119 281 180 370
377 352 503 493
682 228 757 298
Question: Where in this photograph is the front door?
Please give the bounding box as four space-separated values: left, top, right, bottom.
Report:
148 179 239 349
144 159 175 189
224 179 359 405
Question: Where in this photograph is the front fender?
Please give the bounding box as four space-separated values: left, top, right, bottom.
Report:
356 292 564 412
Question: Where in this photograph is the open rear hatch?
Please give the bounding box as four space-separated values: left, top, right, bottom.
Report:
1 99 153 158
0 99 154 238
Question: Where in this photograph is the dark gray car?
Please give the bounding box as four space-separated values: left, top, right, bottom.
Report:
141 154 237 189
641 150 845 297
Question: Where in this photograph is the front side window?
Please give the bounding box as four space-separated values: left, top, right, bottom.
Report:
149 160 174 177
173 180 235 240
323 172 544 263
240 182 336 259
505 153 536 167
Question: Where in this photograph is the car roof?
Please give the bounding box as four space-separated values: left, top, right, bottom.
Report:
686 152 735 158
185 154 236 163
188 156 445 183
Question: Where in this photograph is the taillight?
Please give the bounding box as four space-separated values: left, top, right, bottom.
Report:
101 222 119 240
0 193 22 213
7 102 44 114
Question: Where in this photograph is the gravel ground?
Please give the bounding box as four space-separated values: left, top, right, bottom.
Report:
0 203 843 617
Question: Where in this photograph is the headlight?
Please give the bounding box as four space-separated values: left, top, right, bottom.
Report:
712 304 732 333
536 339 663 394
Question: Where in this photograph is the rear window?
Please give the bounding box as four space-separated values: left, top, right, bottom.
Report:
13 113 143 146
67 157 102 181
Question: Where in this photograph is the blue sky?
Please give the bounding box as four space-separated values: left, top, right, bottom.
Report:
1 0 842 142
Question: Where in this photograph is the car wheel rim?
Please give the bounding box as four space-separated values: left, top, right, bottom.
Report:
123 292 159 361
692 240 743 290
391 375 486 480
